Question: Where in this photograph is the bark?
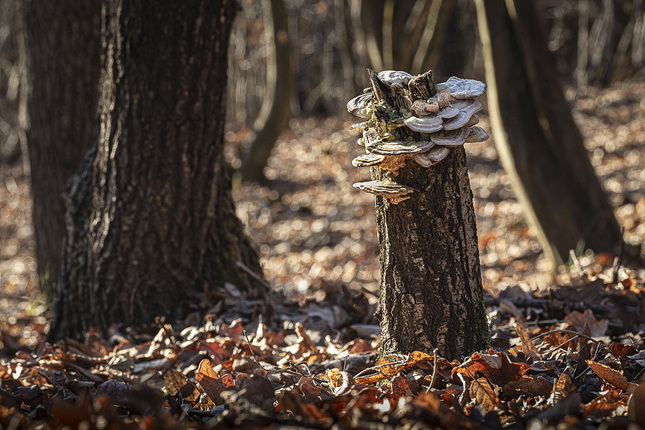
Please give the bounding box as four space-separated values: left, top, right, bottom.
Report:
50 0 266 340
365 71 489 360
22 0 101 292
475 0 622 266
240 0 292 183
374 149 490 360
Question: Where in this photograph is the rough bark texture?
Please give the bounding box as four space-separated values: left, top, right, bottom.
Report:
374 150 489 360
366 72 489 360
475 0 622 266
23 0 101 291
50 0 266 340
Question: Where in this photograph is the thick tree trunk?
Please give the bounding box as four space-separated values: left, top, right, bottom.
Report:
23 0 101 292
50 0 266 340
475 0 622 266
374 148 489 359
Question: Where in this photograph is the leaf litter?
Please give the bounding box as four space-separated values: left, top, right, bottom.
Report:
0 81 644 427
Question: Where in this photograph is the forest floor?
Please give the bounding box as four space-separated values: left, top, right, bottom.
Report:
0 81 643 427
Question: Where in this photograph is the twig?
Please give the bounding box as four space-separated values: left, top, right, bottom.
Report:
242 330 272 372
531 328 601 344
236 260 272 291
425 348 439 393
569 249 587 279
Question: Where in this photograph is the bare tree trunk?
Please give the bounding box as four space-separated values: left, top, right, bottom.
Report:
50 0 266 340
475 0 622 266
22 0 101 293
240 0 292 183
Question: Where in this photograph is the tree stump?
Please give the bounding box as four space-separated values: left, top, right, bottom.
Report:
347 70 490 359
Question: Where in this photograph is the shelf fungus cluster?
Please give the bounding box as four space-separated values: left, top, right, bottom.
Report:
347 70 489 204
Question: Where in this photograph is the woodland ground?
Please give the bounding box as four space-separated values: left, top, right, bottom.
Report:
0 81 643 427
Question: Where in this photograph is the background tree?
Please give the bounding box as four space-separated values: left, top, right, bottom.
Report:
22 0 101 293
240 0 293 183
0 0 26 167
49 0 267 340
475 0 623 265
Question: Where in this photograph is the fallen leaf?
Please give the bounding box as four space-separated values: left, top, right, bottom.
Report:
453 352 529 386
503 376 553 398
586 360 637 392
512 317 541 360
551 373 576 404
469 377 500 411
565 310 608 337
354 351 435 384
164 369 200 401
196 358 227 404
608 342 637 358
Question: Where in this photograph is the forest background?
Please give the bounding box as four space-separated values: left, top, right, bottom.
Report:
0 0 644 427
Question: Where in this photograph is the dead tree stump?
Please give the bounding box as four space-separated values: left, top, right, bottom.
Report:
347 69 490 359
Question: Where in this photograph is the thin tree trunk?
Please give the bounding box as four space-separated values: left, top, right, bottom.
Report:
475 0 622 266
22 0 101 293
240 0 292 183
50 0 266 340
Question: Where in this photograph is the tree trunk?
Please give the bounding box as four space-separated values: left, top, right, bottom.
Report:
240 0 292 183
23 0 101 293
475 0 622 266
50 0 266 340
374 148 489 359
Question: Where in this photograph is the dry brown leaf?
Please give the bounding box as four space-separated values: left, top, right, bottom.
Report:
542 330 575 348
326 368 353 396
453 352 529 386
163 369 200 401
298 376 333 399
196 358 228 404
512 317 541 360
503 376 553 398
565 310 608 337
586 360 638 393
469 377 500 411
551 373 576 403
583 387 627 419
354 351 434 385
608 342 637 358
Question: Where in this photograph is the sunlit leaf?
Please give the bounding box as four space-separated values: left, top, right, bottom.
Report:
469 377 500 411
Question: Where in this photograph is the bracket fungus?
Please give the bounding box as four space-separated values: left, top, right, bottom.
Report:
347 70 489 204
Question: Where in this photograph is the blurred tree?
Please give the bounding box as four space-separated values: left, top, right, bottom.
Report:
22 0 101 294
0 0 26 166
538 0 644 87
349 0 454 74
240 0 293 183
475 0 623 265
49 0 267 340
